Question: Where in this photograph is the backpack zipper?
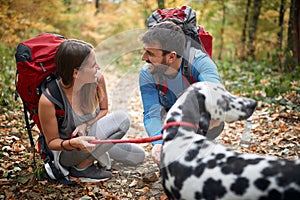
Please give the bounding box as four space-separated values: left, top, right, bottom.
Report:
39 62 46 72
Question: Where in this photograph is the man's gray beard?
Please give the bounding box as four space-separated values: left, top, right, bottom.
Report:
149 64 169 75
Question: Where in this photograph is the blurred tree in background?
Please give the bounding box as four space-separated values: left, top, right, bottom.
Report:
0 0 299 111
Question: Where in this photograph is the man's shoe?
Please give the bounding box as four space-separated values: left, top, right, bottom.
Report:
69 164 111 182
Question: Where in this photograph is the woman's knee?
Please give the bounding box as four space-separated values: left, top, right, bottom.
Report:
113 111 130 133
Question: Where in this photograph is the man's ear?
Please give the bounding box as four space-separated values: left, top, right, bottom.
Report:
167 51 177 63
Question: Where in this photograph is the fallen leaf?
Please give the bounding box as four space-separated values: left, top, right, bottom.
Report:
160 194 168 200
129 179 138 187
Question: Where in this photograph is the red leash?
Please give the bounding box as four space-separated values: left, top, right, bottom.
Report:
89 121 197 144
162 121 198 131
90 135 163 144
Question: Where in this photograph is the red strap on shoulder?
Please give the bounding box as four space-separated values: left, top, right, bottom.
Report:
156 80 168 95
55 109 65 116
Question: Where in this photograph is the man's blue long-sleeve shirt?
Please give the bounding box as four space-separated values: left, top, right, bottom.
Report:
139 50 221 145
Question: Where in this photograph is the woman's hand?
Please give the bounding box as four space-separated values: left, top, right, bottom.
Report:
70 136 97 153
72 124 88 137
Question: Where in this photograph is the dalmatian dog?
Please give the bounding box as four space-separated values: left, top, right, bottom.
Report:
161 82 300 200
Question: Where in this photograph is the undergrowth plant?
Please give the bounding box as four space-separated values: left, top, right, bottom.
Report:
0 44 20 113
218 59 300 112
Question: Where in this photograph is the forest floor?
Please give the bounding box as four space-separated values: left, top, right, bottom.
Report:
0 68 300 200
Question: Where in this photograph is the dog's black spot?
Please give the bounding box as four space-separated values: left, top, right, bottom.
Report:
225 157 247 175
170 186 181 199
198 113 210 134
277 161 300 187
220 157 262 176
160 173 174 198
217 95 231 111
207 159 217 169
248 158 264 165
178 105 183 110
184 136 193 140
216 86 226 91
283 188 300 199
168 161 193 190
238 101 244 105
261 161 281 177
194 191 203 199
194 91 211 133
167 115 178 123
164 127 179 142
194 163 206 177
216 153 225 160
185 140 208 162
195 139 205 145
185 149 199 162
202 178 226 200
230 177 249 195
254 178 270 191
265 189 282 200
221 165 231 175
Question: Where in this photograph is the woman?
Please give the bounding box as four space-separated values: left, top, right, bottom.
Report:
38 39 145 182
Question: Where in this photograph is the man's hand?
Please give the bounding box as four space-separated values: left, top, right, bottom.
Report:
209 120 221 129
151 144 162 164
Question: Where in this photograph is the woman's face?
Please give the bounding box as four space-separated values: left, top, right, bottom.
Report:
77 50 100 84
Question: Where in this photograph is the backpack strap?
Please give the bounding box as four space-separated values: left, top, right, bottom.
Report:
155 80 169 111
40 78 65 133
155 58 197 112
22 105 37 168
183 47 197 85
41 79 64 110
39 79 75 185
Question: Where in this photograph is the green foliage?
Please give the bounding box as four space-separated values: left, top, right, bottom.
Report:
218 58 300 111
0 0 298 113
0 43 19 112
109 51 144 73
34 164 47 181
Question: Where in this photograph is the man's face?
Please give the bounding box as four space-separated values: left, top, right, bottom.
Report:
141 42 170 75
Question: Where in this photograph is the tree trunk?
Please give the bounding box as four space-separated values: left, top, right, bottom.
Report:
241 0 251 60
292 0 300 67
247 0 262 59
157 0 165 9
277 0 286 70
287 0 300 71
218 0 226 60
278 0 285 50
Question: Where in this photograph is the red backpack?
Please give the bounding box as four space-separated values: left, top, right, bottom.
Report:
15 33 65 129
147 6 213 59
147 6 213 110
15 33 74 184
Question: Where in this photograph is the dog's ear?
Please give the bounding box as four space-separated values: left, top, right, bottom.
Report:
194 91 211 136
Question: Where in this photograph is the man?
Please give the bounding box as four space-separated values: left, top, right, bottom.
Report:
139 21 224 163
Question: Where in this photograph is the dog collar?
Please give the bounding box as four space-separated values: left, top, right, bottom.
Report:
162 121 199 131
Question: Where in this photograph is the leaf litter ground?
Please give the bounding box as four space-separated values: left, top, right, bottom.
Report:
0 70 299 199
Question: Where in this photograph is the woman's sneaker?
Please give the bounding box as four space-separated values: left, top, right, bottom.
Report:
69 164 111 182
